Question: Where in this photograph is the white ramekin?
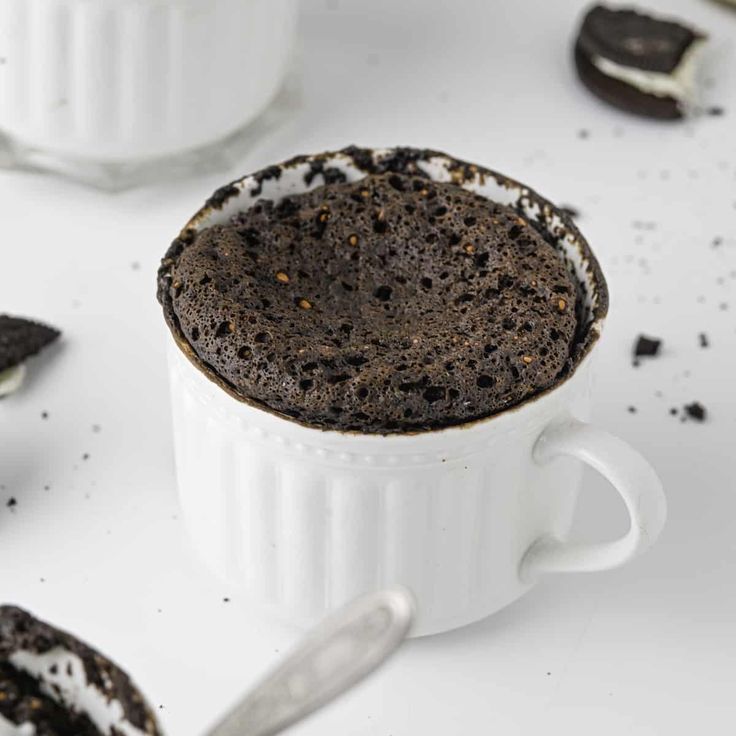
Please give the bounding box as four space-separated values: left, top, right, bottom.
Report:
0 0 296 164
161 148 667 637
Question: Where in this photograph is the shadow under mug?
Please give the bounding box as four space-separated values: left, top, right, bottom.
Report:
160 147 666 637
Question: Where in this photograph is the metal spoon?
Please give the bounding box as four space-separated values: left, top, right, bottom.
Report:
205 587 415 736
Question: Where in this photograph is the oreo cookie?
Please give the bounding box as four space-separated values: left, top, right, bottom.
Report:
574 5 706 119
0 315 60 397
0 606 161 736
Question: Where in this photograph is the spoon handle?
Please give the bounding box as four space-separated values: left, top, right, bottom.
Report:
206 587 415 736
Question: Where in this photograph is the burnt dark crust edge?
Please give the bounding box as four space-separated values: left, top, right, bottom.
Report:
157 146 609 434
0 606 161 735
574 42 682 120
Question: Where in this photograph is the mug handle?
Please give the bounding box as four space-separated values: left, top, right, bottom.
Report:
519 417 666 582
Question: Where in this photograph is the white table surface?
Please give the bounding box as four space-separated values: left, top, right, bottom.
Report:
1 0 735 734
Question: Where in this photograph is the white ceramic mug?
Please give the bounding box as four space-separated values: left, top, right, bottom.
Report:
161 148 666 637
0 0 296 180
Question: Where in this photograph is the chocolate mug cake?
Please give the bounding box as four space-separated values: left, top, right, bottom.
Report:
159 149 590 433
159 148 664 637
0 606 160 736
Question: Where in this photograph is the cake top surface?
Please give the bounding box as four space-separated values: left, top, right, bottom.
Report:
159 167 584 433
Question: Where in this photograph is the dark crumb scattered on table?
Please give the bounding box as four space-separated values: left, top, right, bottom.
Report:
670 408 678 415
6 497 17 508
634 335 662 358
131 262 141 271
41 411 48 419
699 333 709 348
628 406 637 413
82 453 90 461
578 129 590 139
712 237 723 247
684 402 706 422
92 424 101 433
223 597 230 603
706 106 725 117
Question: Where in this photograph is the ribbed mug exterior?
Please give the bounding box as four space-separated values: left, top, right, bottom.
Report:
0 0 297 161
169 343 593 636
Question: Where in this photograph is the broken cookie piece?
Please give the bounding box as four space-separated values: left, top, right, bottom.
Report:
574 4 707 119
0 315 60 397
683 401 706 422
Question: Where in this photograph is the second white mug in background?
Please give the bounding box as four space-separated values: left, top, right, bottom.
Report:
0 0 297 186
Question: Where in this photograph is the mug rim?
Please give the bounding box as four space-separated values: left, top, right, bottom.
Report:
158 146 609 438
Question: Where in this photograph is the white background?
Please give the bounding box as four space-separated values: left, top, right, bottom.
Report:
1 0 735 734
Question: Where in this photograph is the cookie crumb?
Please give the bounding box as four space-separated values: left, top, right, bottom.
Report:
634 335 661 358
627 406 637 413
684 402 706 422
699 333 709 348
7 497 17 508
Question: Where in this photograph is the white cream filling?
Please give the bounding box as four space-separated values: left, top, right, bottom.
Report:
0 364 25 398
0 712 35 736
9 648 148 736
592 38 706 103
